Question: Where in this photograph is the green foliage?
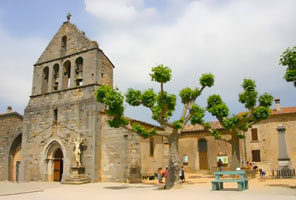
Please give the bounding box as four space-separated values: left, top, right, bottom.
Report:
125 88 142 106
132 123 157 138
253 107 270 120
237 134 245 139
108 117 128 128
179 87 200 104
150 64 172 83
223 116 240 130
258 93 273 107
95 85 128 128
280 46 296 68
207 95 223 109
95 85 113 103
284 69 296 82
207 95 229 118
202 122 211 129
199 73 215 88
142 89 157 108
173 118 184 130
239 79 258 109
207 102 229 118
190 104 205 125
238 123 248 132
211 129 221 139
279 46 296 85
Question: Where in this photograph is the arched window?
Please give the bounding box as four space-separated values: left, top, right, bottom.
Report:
52 64 59 91
41 67 49 94
62 61 71 89
75 57 83 86
198 139 208 152
8 134 22 182
61 36 67 56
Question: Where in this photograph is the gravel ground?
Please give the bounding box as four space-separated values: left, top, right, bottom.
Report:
0 174 295 200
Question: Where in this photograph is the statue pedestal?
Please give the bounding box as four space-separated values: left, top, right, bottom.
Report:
62 167 90 184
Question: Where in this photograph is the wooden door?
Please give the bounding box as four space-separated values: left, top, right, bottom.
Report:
199 152 208 169
53 160 61 182
198 139 208 170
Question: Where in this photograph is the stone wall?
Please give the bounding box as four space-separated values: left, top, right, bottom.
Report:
0 113 23 181
179 131 232 172
100 115 141 183
245 113 296 174
21 85 102 182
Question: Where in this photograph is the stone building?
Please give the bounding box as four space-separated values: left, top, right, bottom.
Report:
141 101 296 176
0 107 23 181
0 17 295 183
0 18 141 183
244 100 296 175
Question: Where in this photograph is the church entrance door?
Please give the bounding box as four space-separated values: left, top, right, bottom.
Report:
53 148 63 182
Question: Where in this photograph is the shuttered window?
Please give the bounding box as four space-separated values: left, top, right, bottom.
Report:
252 150 261 162
251 128 258 141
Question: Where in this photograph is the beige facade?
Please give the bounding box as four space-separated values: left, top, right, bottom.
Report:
244 107 296 175
140 104 296 176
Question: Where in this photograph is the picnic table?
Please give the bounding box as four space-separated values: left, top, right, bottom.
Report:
211 170 248 191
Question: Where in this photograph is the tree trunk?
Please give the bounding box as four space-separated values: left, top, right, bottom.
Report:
230 134 240 170
165 131 180 189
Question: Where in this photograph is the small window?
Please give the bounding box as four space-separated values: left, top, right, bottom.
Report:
149 137 154 157
252 150 261 162
251 128 258 141
53 109 58 122
61 36 67 56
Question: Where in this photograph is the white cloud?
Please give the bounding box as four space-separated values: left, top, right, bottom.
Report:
85 0 296 123
0 26 47 113
85 0 151 23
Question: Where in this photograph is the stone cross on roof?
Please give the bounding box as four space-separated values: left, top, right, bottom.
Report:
67 13 71 22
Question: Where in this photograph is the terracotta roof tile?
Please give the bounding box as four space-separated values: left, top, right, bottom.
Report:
270 106 296 115
182 106 296 133
182 121 223 133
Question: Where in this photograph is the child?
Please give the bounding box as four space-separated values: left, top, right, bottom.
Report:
157 167 164 183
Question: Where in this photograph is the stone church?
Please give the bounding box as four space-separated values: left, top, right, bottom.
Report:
0 17 295 183
0 18 143 183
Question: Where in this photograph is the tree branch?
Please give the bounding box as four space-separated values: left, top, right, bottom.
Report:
233 107 254 131
181 105 187 120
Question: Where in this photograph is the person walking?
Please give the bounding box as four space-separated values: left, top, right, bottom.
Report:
217 159 223 171
179 166 185 183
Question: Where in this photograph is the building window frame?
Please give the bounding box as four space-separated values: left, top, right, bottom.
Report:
251 128 259 141
251 150 261 162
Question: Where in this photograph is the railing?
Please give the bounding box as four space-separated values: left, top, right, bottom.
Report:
274 167 295 178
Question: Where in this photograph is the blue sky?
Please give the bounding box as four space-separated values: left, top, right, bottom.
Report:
0 0 295 125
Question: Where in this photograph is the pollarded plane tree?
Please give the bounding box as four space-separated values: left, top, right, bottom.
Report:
95 64 215 189
206 79 273 170
280 45 296 87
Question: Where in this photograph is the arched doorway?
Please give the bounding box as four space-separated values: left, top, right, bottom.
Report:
46 142 64 182
9 134 22 182
198 139 208 170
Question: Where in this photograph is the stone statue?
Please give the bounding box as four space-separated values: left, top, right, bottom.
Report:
73 135 84 167
66 13 71 22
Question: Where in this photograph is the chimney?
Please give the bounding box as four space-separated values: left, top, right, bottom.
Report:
7 106 12 113
275 98 281 112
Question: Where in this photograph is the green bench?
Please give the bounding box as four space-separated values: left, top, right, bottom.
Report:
211 170 248 191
